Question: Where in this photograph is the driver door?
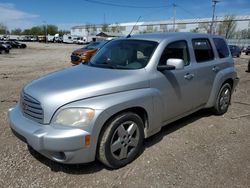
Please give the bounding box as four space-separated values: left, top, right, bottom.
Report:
157 40 198 121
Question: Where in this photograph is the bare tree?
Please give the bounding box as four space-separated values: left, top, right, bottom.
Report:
190 27 199 33
11 28 22 35
217 15 237 39
85 24 91 36
111 23 121 33
198 22 210 33
0 23 8 34
91 25 97 35
102 23 109 32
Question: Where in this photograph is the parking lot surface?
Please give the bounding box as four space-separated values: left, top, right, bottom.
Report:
0 42 249 188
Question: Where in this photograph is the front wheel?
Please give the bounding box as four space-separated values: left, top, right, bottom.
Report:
212 83 232 115
97 112 144 169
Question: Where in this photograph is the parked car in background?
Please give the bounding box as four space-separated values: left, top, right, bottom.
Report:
6 41 27 48
9 33 239 169
229 45 241 57
245 46 250 55
0 44 9 54
0 41 12 50
71 41 108 65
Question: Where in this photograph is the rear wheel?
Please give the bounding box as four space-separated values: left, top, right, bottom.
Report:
212 83 232 115
97 112 144 169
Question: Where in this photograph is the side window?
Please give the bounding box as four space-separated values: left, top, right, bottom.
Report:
213 38 230 58
159 40 190 66
192 39 214 63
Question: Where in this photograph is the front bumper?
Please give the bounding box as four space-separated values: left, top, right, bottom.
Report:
8 105 96 164
71 54 81 65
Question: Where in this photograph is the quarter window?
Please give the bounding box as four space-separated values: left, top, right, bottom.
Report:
192 39 214 63
159 40 190 66
213 38 230 58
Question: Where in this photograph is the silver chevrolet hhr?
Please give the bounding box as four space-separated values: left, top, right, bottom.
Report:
8 33 239 168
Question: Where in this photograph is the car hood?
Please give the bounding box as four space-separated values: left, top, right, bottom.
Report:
73 48 96 55
23 65 149 123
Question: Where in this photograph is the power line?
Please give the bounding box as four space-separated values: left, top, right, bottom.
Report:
84 0 170 9
177 4 201 19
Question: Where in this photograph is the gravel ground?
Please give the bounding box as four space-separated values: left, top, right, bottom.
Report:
0 42 249 188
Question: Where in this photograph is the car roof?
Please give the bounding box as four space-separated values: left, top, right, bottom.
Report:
129 32 222 42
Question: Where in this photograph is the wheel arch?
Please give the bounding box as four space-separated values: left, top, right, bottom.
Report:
99 107 149 141
222 78 233 89
205 67 236 108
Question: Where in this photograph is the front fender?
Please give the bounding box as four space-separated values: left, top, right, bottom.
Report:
54 88 163 159
74 88 163 137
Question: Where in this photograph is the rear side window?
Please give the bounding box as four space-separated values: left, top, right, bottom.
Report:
192 39 214 63
213 38 230 58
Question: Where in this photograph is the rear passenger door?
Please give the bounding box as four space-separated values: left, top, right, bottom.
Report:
191 38 221 107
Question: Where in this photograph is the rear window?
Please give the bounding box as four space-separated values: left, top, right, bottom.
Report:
213 38 230 58
192 39 214 63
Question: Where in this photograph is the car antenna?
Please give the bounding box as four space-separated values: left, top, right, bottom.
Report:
126 16 141 38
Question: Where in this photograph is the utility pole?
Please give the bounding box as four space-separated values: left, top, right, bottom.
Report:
173 3 176 32
210 0 220 34
104 13 106 24
43 21 47 43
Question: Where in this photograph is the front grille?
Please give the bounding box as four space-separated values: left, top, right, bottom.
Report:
21 92 44 123
71 55 80 62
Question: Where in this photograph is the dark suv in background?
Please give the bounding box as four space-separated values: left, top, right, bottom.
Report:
245 46 250 55
229 45 241 57
0 43 10 54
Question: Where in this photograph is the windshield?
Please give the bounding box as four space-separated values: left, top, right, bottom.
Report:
89 39 158 69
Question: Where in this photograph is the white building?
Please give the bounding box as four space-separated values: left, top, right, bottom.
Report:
71 14 250 38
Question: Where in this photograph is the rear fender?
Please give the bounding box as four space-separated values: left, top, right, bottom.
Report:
205 67 238 108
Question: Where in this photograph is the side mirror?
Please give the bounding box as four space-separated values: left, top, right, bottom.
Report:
166 58 184 70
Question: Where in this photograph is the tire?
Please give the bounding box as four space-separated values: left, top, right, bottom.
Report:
212 83 232 115
97 112 144 169
247 59 250 72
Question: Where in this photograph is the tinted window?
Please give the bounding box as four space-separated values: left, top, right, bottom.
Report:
159 40 190 66
192 39 214 63
213 38 229 58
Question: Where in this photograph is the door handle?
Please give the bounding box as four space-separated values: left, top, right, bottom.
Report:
184 73 194 80
212 66 220 72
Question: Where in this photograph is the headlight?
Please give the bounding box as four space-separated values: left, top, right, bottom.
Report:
54 108 95 127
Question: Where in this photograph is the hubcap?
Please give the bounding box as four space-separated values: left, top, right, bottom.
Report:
219 87 230 111
110 121 139 160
